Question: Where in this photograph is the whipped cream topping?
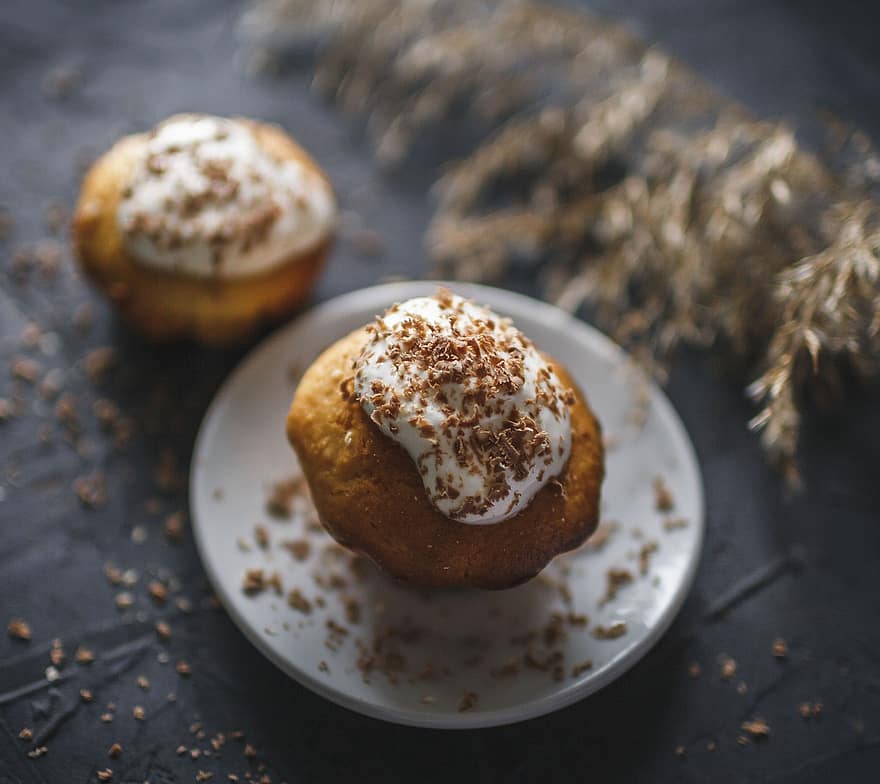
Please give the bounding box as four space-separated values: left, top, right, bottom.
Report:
117 114 335 278
353 291 574 525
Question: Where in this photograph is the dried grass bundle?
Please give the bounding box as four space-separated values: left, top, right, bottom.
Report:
241 0 880 478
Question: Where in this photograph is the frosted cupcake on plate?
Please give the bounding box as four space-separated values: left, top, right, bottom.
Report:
287 289 604 589
73 113 335 344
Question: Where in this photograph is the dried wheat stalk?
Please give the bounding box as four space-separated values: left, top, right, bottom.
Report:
241 0 880 478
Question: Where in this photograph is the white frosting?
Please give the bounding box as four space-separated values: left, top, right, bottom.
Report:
117 114 335 278
353 293 573 525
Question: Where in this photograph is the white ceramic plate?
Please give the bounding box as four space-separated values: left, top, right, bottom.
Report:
190 282 704 729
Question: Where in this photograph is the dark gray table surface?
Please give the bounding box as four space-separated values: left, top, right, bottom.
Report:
1 1 879 782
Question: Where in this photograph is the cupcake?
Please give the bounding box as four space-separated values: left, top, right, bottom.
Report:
287 289 604 589
72 113 335 344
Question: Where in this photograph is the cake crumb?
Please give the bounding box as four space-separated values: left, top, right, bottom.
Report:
242 569 267 594
108 743 122 758
741 717 770 739
282 539 311 561
266 476 304 518
165 512 185 542
720 656 737 680
674 745 685 757
654 476 674 511
600 568 633 606
688 662 701 678
155 621 172 641
593 622 627 640
663 517 689 531
254 524 270 549
772 638 788 659
80 689 93 702
572 659 593 677
7 618 31 641
75 646 95 664
176 660 192 677
638 541 658 575
97 769 112 781
18 727 33 741
799 701 823 718
287 589 312 614
459 691 479 712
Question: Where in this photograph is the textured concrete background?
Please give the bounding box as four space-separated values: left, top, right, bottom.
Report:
1 1 879 782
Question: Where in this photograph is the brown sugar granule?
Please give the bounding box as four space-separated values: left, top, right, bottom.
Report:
100 713 113 723
136 675 150 690
287 589 312 614
254 524 270 549
190 749 201 759
244 744 257 759
80 689 93 703
600 568 634 606
772 638 788 659
147 581 168 604
593 622 627 640
103 563 122 585
132 706 145 720
84 347 115 381
18 727 33 741
741 718 770 739
638 541 659 575
282 539 311 561
75 646 95 664
196 772 213 782
108 743 122 758
176 660 192 677
459 691 479 713
177 745 187 755
8 618 32 641
165 512 185 543
155 621 172 641
114 592 135 610
720 657 737 680
572 659 593 677
97 770 113 781
654 476 674 512
266 476 304 518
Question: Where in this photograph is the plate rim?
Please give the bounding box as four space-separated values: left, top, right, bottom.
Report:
190 280 705 729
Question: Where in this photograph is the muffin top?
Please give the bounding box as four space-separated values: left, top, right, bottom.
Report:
353 290 575 525
117 114 335 278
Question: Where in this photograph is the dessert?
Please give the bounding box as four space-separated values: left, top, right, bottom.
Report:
287 290 604 589
72 113 335 344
